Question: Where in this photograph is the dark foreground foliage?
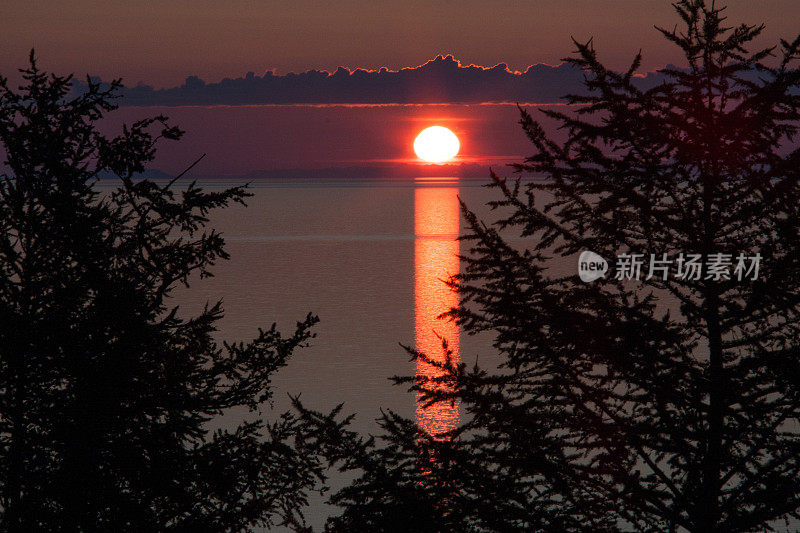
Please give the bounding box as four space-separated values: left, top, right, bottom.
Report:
301 2 800 531
0 53 324 532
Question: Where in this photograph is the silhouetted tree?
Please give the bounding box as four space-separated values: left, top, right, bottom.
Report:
0 53 324 531
302 1 800 531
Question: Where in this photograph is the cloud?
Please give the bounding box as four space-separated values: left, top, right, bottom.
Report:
78 55 669 106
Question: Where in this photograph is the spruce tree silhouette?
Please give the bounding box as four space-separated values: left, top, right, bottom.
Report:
0 53 324 532
298 1 800 531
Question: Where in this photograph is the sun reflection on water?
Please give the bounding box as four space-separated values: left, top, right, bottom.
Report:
414 183 460 437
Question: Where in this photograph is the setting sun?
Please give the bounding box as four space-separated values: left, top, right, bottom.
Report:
413 126 460 163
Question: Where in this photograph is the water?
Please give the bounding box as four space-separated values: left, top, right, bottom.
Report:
175 176 495 423
168 176 500 528
109 176 799 532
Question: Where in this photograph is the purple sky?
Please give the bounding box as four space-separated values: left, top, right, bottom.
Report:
4 1 800 177
3 1 799 88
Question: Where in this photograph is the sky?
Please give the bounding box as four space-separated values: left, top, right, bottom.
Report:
3 1 800 88
3 1 800 176
103 103 566 176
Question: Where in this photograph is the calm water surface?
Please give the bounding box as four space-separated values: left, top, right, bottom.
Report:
170 176 502 528
113 176 797 532
175 177 502 430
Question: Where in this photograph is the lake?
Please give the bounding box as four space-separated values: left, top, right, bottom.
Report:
169 176 503 528
102 175 799 533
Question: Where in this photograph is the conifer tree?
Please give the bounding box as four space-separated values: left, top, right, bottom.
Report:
0 53 323 532
304 2 800 531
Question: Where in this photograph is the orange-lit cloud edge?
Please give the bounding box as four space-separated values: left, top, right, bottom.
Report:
261 54 657 80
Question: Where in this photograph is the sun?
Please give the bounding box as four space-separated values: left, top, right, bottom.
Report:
414 126 460 163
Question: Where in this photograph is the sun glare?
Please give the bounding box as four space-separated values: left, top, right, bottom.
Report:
414 126 460 163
